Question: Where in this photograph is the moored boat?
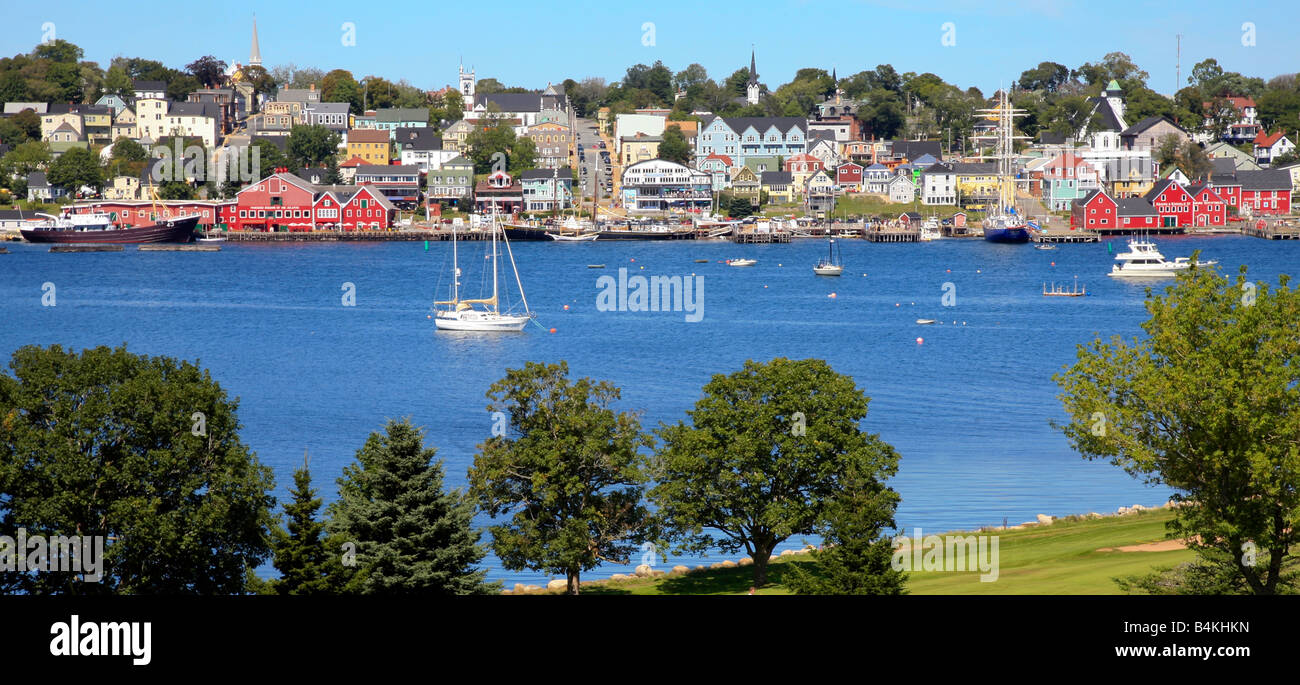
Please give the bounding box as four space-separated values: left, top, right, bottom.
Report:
1107 238 1216 278
21 213 199 244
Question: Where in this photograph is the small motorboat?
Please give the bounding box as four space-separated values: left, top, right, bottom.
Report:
198 236 227 243
1034 244 1056 250
586 264 606 269
727 258 757 267
916 319 936 325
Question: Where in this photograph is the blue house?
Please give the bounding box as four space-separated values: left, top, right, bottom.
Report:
695 116 807 168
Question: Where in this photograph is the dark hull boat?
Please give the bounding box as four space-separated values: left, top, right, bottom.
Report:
982 225 1030 243
501 225 552 241
596 229 695 241
21 215 200 244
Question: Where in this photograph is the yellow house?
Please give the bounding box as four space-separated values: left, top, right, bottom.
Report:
761 171 794 204
347 128 391 165
1112 178 1155 197
111 108 136 140
40 112 83 141
597 107 611 136
953 163 999 206
105 175 141 200
620 132 661 166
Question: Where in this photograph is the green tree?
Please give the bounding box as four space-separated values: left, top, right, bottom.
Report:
464 116 517 174
266 456 344 595
0 140 52 179
11 108 42 141
468 361 652 595
252 139 288 179
321 69 362 114
186 55 227 89
658 124 691 164
46 146 103 193
0 344 276 594
158 181 194 199
1054 266 1300 595
326 418 497 595
507 135 536 174
651 358 902 587
287 124 341 167
783 464 906 595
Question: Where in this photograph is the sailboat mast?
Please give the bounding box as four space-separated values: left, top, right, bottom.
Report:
451 222 459 303
491 203 499 314
501 221 531 314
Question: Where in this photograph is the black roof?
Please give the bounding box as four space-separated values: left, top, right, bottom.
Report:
133 80 166 91
891 139 943 162
1121 115 1187 137
520 167 574 181
394 127 441 150
722 117 807 135
1236 169 1292 190
1087 97 1125 132
1116 197 1158 216
760 170 792 184
1038 131 1067 145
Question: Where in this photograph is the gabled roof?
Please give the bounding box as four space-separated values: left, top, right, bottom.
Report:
721 116 807 136
1121 115 1187 137
1254 130 1289 147
922 162 952 174
1144 179 1190 202
1076 188 1111 207
1087 96 1126 132
891 140 942 162
167 101 219 118
27 171 49 187
760 170 792 184
835 161 863 170
702 153 734 167
473 92 545 113
910 153 939 166
133 80 166 91
338 155 371 167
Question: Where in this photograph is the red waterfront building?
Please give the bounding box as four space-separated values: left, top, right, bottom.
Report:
231 169 397 231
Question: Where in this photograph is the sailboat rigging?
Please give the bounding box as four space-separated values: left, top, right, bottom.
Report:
433 206 535 332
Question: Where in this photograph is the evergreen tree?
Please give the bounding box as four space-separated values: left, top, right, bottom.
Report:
267 454 343 595
784 466 906 595
327 418 498 595
324 156 342 185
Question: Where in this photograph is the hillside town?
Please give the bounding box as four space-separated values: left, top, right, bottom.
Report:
2 20 1299 239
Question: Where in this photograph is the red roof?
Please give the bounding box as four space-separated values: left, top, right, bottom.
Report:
1254 130 1287 147
1204 96 1256 112
338 155 370 168
704 153 733 167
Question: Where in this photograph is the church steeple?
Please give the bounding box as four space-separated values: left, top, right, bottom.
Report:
249 14 262 67
746 47 760 106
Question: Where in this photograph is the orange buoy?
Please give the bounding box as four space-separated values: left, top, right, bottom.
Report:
1050 261 1055 266
916 337 924 344
549 328 557 334
630 258 636 262
427 315 431 319
563 305 569 310
828 292 837 298
895 303 900 307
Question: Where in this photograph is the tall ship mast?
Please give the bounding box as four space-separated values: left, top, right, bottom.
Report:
974 87 1031 244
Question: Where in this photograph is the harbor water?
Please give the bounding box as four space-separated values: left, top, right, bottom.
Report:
2 234 1293 586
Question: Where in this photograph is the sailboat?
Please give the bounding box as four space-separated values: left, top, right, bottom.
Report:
433 208 534 332
813 237 843 275
977 88 1031 244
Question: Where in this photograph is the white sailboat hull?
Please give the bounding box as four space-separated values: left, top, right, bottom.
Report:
435 310 532 331
813 264 843 276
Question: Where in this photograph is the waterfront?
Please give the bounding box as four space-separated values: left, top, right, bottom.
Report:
2 235 1293 586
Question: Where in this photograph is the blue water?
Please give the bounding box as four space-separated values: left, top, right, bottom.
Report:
2 235 1293 586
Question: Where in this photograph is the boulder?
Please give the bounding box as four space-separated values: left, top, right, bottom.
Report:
524 584 542 593
737 557 753 567
779 549 797 557
547 579 568 592
719 560 737 568
671 565 690 575
634 564 654 577
512 583 527 594
610 573 629 581
1036 514 1055 525
709 562 724 569
1086 512 1103 519
695 565 706 571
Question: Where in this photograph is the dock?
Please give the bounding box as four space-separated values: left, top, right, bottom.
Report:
139 244 221 252
50 245 124 253
211 229 483 242
866 229 920 243
732 231 791 243
1240 221 1300 240
1034 230 1099 243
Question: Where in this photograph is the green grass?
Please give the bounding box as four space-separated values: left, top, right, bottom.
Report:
544 508 1194 595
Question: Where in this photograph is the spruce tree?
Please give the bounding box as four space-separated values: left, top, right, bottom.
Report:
327 419 497 595
268 454 343 595
784 469 907 595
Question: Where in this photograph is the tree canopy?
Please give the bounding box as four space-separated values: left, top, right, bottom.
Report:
650 358 902 587
1055 266 1300 595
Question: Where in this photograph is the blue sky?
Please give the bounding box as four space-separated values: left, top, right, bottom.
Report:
3 0 1292 96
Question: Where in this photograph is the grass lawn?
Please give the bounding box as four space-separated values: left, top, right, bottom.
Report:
554 508 1193 595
